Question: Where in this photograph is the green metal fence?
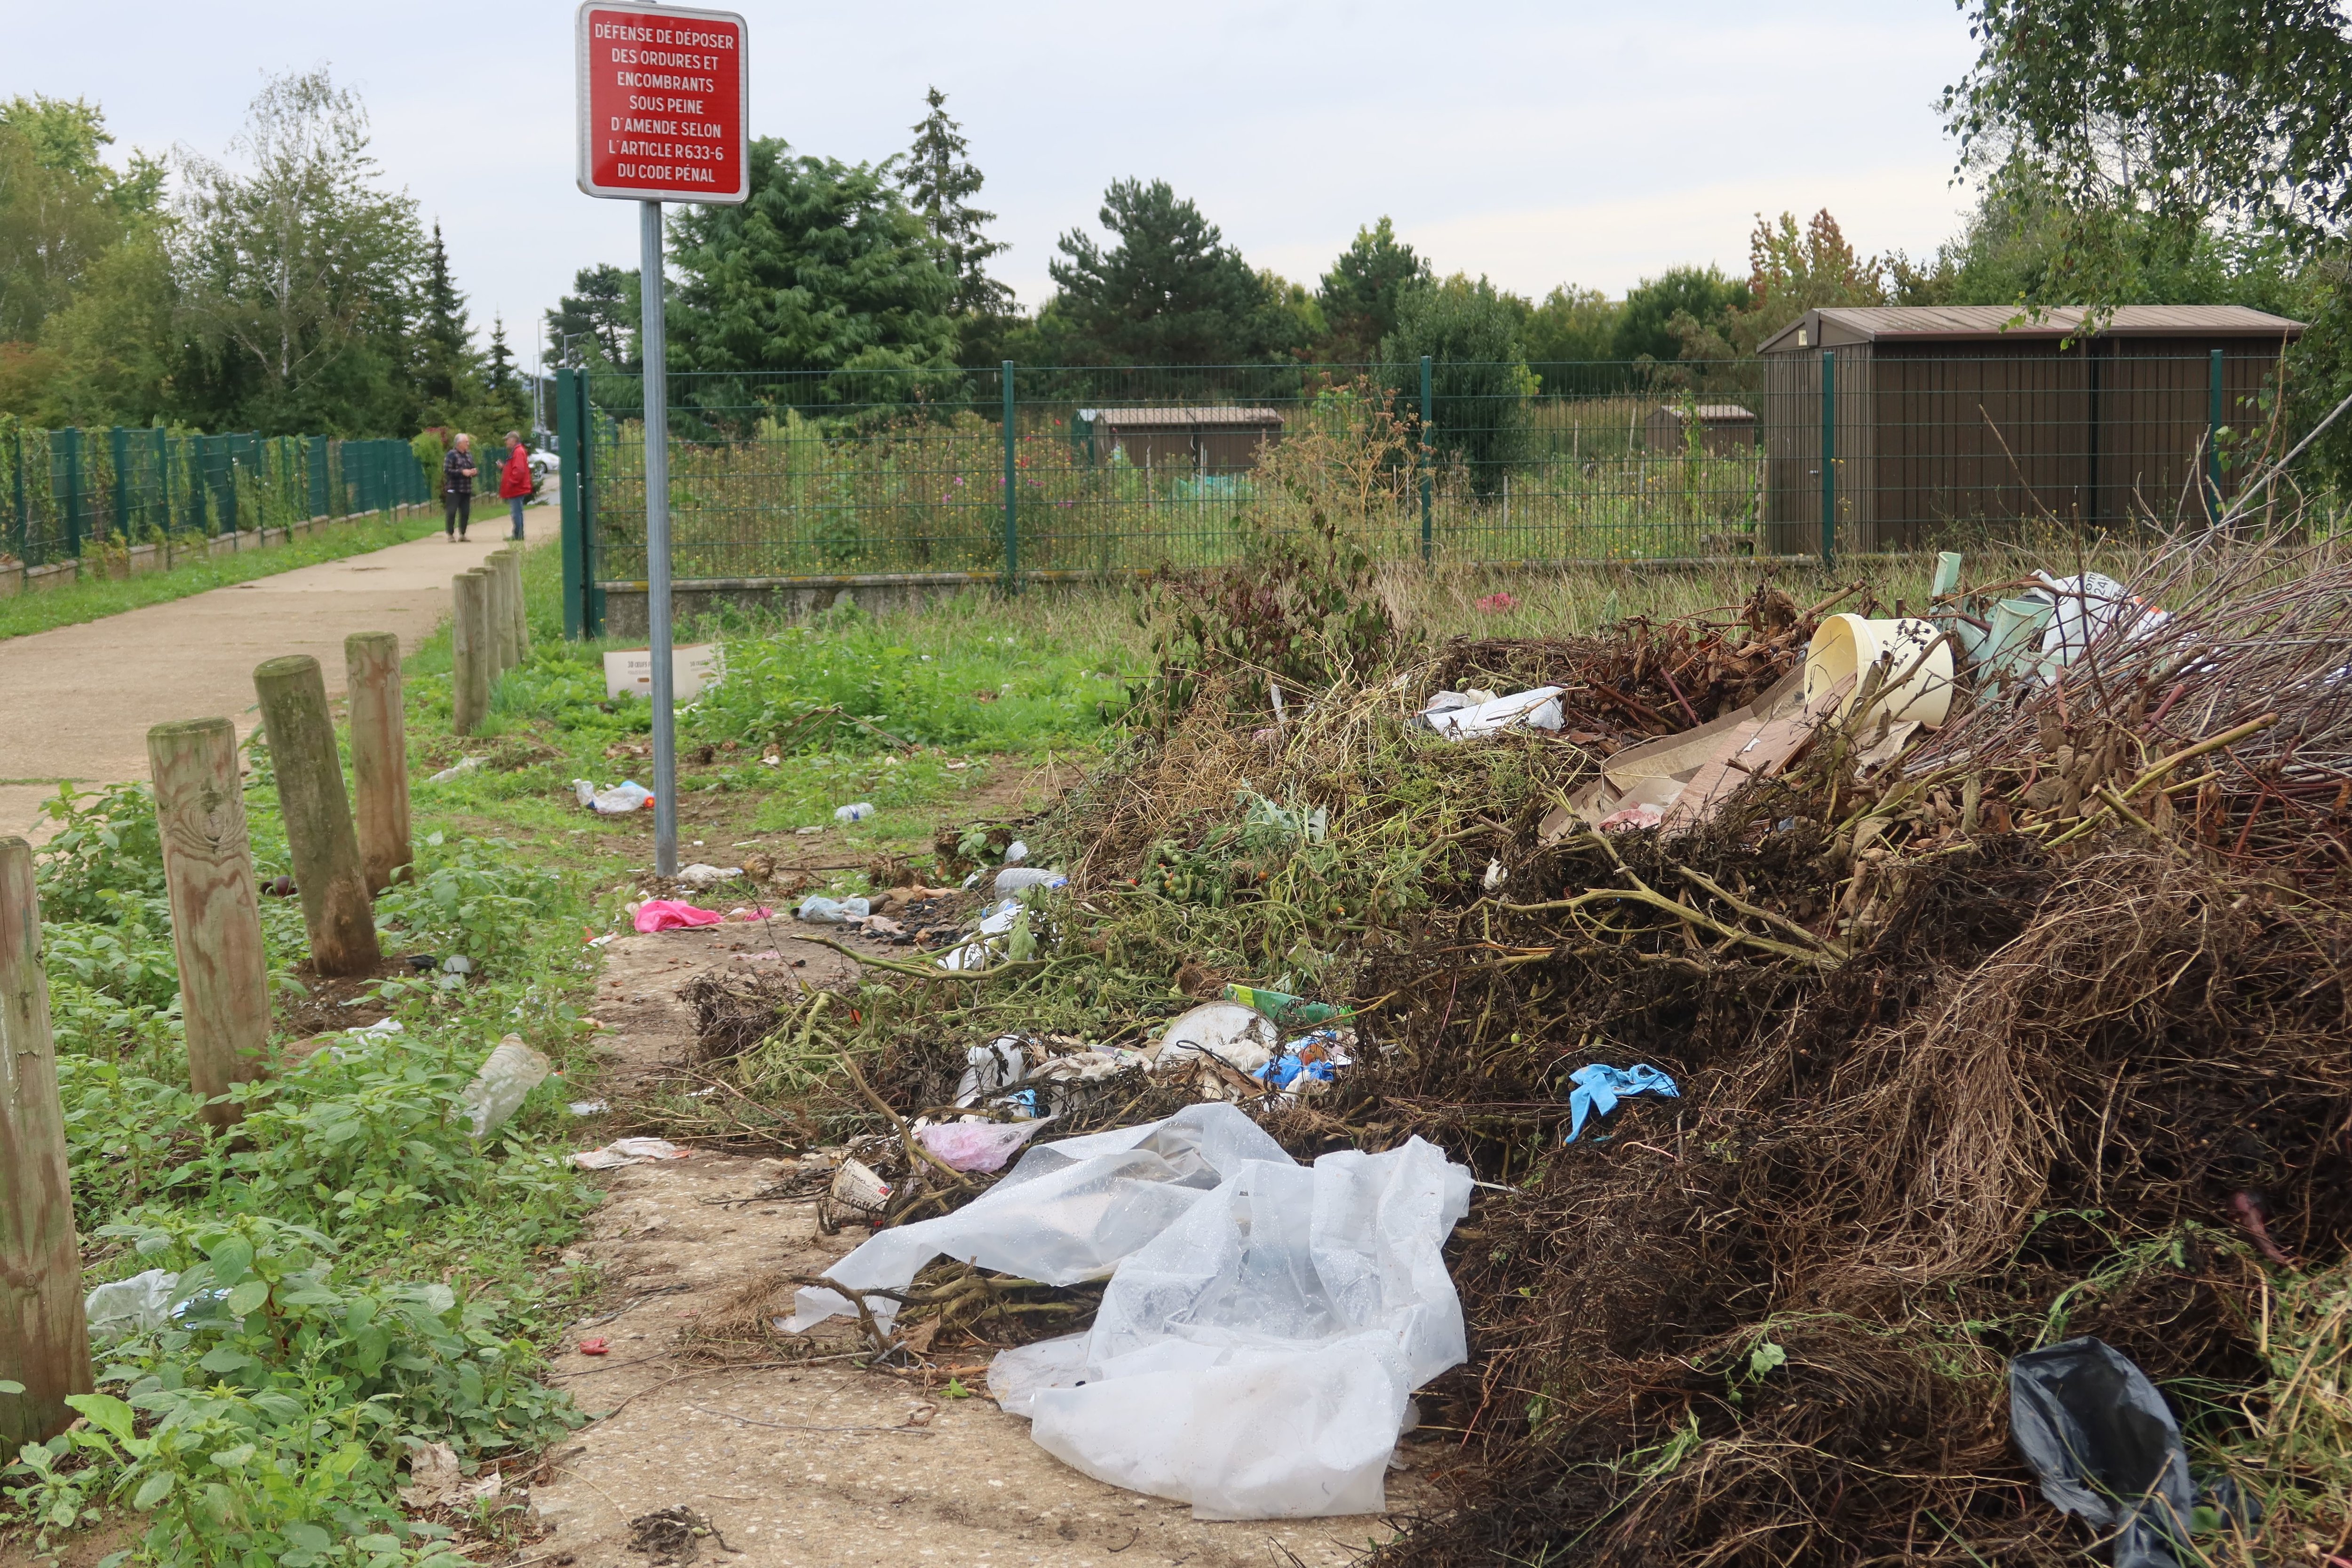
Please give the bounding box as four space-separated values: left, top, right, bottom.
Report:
554 350 2294 637
0 422 429 569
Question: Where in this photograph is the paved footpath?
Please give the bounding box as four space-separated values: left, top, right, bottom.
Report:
0 509 553 841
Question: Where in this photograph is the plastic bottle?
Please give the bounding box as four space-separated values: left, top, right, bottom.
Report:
834 802 876 822
994 868 1067 898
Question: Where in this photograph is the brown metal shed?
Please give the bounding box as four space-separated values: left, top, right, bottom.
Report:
1644 403 1757 458
1757 305 2303 553
1092 407 1285 474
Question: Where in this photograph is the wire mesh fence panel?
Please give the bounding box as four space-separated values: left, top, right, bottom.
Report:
0 425 425 568
564 349 2303 591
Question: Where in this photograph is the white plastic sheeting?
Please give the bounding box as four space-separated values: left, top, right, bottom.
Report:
783 1104 1289 1334
788 1103 1473 1520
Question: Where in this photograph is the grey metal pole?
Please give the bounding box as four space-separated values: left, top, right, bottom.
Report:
641 198 677 878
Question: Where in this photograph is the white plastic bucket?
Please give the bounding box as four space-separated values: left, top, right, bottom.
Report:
1804 614 1955 730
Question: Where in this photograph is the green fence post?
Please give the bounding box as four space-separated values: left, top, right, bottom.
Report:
59 430 83 559
2207 347 2225 525
1418 355 1434 562
109 428 129 542
557 367 585 640
9 428 25 565
1820 349 1837 567
1001 360 1018 589
309 436 326 519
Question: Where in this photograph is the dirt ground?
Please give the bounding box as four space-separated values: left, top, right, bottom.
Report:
522 923 1424 1568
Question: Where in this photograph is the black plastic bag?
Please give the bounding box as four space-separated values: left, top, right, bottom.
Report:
2009 1337 2195 1568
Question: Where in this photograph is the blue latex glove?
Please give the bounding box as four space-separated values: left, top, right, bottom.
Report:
1564 1062 1680 1143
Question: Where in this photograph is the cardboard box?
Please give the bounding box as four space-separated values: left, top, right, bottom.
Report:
603 644 723 701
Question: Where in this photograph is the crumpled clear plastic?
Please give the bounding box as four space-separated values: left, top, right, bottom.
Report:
573 778 654 814
784 1104 1288 1334
84 1268 182 1340
988 1137 1471 1519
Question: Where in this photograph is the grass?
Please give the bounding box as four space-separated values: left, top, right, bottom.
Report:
0 510 444 642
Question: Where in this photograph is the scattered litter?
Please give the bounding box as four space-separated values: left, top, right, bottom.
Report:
400 1441 463 1510
937 902 1024 971
674 863 742 890
994 867 1067 898
636 899 725 932
84 1268 180 1340
427 756 485 784
568 1099 610 1116
578 1337 610 1356
956 1036 1028 1105
914 1117 1056 1173
1253 1029 1351 1091
454 1035 552 1140
1153 1001 1280 1076
1482 858 1508 891
571 1137 691 1170
344 1017 405 1038
586 932 616 948
441 954 473 975
796 894 871 924
1598 801 1663 832
1563 1062 1679 1143
1476 591 1520 613
794 825 824 836
404 953 439 971
834 802 876 822
2010 1337 2193 1568
1003 839 1029 864
574 778 655 814
1418 685 1565 739
983 1123 1473 1519
823 1157 893 1225
1804 614 1955 730
2026 571 2170 667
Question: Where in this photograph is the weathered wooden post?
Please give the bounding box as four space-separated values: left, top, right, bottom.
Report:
344 632 411 892
0 836 93 1446
146 718 271 1126
252 655 381 976
452 571 492 736
503 545 532 663
499 548 530 663
485 551 521 675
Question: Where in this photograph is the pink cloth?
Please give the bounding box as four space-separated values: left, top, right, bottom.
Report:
634 899 724 932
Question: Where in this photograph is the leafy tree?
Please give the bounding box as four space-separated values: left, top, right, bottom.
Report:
1381 273 1535 494
898 87 1011 320
546 263 637 372
666 136 958 414
28 228 178 427
1039 178 1306 365
0 96 156 343
1317 217 1430 361
1522 285 1621 389
1611 265 1748 363
172 69 428 434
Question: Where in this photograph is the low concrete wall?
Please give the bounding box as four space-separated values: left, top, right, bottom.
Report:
0 504 406 598
128 543 162 576
25 562 77 593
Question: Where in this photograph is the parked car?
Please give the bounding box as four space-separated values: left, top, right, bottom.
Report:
529 448 560 482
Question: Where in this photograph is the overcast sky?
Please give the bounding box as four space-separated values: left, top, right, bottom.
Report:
5 0 1985 359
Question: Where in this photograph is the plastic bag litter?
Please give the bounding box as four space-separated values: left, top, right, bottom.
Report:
938 902 1023 971
675 863 742 890
2026 572 2169 667
914 1117 1056 1173
994 867 1068 898
2010 1337 2195 1568
574 778 655 814
454 1035 552 1140
797 894 872 924
84 1268 181 1340
1417 686 1565 740
635 898 724 932
570 1136 690 1170
1003 840 1029 864
1153 1002 1280 1076
427 756 486 784
787 1104 1289 1335
955 1036 1028 1105
834 802 876 822
989 1133 1473 1519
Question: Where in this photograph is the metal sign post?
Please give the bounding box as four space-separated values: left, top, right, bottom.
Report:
574 0 747 878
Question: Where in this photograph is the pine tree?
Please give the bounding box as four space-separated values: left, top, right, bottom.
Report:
486 313 514 393
898 88 1011 318
418 219 472 405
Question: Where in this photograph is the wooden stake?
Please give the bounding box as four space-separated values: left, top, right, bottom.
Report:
485 551 521 675
146 718 272 1126
0 836 93 1447
253 655 382 977
453 571 491 736
344 632 411 892
500 548 530 663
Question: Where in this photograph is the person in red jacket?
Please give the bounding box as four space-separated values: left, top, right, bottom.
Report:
499 431 534 540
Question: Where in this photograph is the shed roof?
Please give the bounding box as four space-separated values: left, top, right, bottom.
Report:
1090 406 1285 428
1758 304 2304 354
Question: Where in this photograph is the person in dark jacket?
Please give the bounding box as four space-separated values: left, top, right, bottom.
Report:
443 433 478 541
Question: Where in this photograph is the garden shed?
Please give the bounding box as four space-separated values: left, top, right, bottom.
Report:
1088 407 1285 474
1645 403 1757 458
1756 305 2304 553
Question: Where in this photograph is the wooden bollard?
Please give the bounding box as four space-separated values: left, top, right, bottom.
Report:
452 571 492 736
147 718 271 1126
253 655 382 977
485 551 521 676
504 547 531 662
345 632 412 892
0 836 94 1447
